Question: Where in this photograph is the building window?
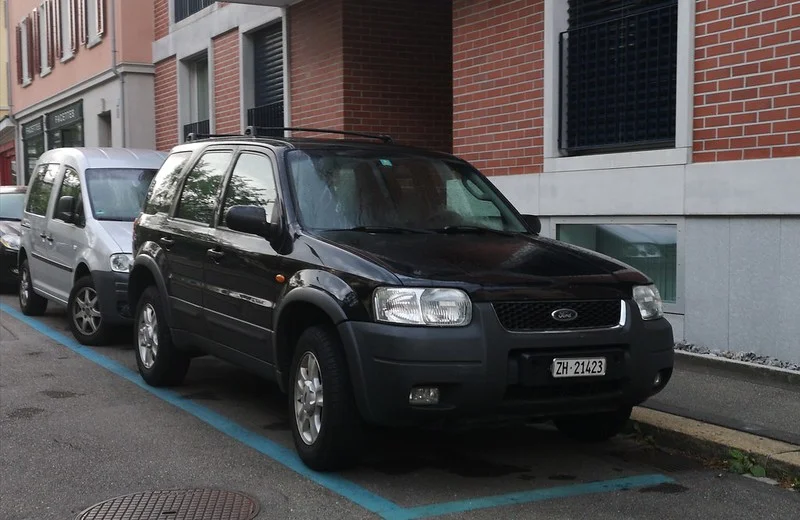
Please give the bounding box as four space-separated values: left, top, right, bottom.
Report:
16 18 32 85
59 0 74 59
184 55 210 141
22 118 46 183
38 3 53 75
46 101 85 150
556 223 679 306
247 23 284 136
174 0 215 24
559 0 678 155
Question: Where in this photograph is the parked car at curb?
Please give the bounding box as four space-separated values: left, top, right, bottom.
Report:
0 185 27 288
128 127 674 471
18 148 167 345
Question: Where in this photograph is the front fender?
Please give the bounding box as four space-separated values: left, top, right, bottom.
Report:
276 269 368 325
128 252 173 327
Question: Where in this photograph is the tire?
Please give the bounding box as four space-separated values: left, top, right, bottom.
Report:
289 325 363 471
554 406 633 442
68 275 112 346
134 286 190 387
18 259 48 316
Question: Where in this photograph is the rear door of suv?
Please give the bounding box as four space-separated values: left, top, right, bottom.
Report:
203 147 283 362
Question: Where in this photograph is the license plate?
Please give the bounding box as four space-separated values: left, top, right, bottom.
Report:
551 357 606 378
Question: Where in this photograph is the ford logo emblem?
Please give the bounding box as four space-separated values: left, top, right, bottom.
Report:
551 308 579 322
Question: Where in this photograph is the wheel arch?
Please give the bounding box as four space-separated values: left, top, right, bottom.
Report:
128 256 173 327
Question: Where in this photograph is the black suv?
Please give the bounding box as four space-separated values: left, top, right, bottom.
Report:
129 127 674 471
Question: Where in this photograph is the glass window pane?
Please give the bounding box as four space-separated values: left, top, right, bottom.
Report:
85 168 158 221
175 151 231 225
556 223 678 303
196 59 209 121
25 164 59 215
145 152 192 215
220 153 277 226
54 167 83 222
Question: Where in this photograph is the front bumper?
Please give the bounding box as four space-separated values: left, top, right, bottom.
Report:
92 270 132 325
338 301 674 427
0 247 19 285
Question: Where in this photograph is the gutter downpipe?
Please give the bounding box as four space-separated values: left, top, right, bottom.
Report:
5 0 22 184
110 0 125 147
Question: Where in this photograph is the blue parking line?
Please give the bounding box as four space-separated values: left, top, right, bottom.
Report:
2 302 676 520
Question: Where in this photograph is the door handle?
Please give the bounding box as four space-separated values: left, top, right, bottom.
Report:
206 248 225 261
159 237 175 248
40 233 53 242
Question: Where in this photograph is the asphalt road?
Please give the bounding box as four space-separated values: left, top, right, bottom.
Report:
1 293 798 520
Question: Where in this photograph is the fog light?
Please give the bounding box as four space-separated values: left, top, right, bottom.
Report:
409 386 439 405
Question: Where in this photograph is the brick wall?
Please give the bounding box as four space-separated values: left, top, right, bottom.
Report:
452 0 545 176
342 0 452 152
155 57 178 151
155 0 169 40
694 0 800 162
213 30 241 134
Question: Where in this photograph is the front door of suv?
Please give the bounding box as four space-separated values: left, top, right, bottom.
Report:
164 148 233 334
204 150 282 363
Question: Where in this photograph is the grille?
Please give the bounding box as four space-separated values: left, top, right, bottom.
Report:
493 300 622 332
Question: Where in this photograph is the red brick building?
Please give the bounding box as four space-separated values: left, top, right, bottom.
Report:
153 0 800 364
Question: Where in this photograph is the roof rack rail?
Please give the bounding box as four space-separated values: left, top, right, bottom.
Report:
244 125 393 144
186 132 244 142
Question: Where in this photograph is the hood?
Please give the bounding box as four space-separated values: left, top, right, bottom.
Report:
97 220 134 253
0 220 21 237
314 230 651 296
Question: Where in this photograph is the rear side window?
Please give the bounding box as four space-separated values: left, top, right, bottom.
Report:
175 151 232 225
144 151 192 215
25 164 59 216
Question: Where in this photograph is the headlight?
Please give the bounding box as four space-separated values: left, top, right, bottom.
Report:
373 287 472 327
110 253 133 273
633 284 663 320
0 234 20 251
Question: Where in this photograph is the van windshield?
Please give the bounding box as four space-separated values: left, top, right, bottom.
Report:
285 150 527 233
85 168 157 221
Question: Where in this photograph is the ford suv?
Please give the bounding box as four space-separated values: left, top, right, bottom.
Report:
129 127 674 471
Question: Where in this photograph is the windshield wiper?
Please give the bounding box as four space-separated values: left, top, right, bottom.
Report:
337 225 435 234
431 225 518 237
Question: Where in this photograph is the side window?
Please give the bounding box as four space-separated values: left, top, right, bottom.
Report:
144 151 192 215
53 167 84 225
175 151 232 225
25 164 59 216
220 152 278 227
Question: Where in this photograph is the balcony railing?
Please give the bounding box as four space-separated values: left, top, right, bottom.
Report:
174 0 215 23
247 102 285 137
558 2 678 155
183 119 210 141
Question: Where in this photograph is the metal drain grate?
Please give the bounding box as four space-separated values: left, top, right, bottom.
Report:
76 489 259 520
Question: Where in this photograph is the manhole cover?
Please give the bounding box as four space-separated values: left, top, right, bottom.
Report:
75 489 259 520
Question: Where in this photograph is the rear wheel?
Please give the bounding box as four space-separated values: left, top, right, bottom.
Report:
18 259 48 316
289 325 362 471
134 286 190 387
68 276 112 346
554 406 633 442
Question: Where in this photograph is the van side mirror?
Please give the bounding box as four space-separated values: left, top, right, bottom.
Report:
522 214 542 234
226 205 271 238
56 195 76 223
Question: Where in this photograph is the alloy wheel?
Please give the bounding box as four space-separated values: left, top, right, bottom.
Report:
138 303 159 369
294 351 324 445
73 287 101 335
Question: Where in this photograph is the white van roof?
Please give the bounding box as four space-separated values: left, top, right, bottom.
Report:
37 147 168 171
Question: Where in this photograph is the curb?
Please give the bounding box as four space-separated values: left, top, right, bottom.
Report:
630 407 800 482
674 350 800 390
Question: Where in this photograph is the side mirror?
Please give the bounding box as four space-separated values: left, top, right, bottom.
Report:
522 214 542 234
56 195 76 223
226 205 271 238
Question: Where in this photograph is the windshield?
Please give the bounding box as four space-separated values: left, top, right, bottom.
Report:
285 150 527 233
0 193 25 220
85 168 157 221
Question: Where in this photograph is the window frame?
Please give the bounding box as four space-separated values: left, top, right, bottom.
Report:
548 216 685 315
171 147 236 227
216 149 280 233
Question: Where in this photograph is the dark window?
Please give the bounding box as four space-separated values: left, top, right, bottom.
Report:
145 151 192 215
175 151 232 225
85 169 158 221
247 23 284 135
53 166 84 224
46 101 85 150
220 153 278 227
560 0 678 155
174 0 214 23
25 163 58 216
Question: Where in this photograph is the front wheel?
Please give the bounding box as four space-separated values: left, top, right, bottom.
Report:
554 406 633 442
68 276 112 345
134 286 190 387
289 325 362 471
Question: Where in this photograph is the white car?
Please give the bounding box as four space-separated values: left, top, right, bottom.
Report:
18 148 167 345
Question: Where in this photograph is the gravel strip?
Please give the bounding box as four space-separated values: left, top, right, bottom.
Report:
675 342 800 372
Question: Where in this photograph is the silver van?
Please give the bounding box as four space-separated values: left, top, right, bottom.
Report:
18 148 167 345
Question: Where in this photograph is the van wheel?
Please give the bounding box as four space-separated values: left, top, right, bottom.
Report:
134 286 190 387
554 406 633 442
19 259 48 316
68 276 111 346
289 325 362 471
